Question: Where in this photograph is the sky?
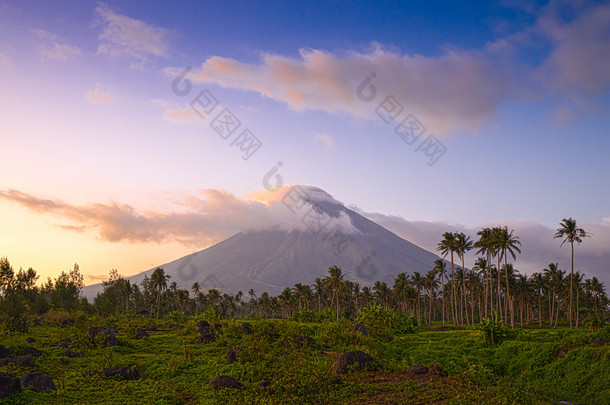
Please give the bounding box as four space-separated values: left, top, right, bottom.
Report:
0 0 609 288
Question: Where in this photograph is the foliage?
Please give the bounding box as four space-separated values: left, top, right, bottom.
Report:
356 303 418 336
477 312 512 345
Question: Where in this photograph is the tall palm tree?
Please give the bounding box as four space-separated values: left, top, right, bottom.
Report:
474 228 495 318
554 218 590 328
433 259 447 325
455 232 473 326
323 265 345 321
150 267 170 318
424 269 439 325
497 226 521 328
373 281 391 309
191 282 201 297
437 232 458 325
530 272 544 327
410 272 424 320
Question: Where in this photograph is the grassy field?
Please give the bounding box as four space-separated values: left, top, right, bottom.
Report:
1 315 609 404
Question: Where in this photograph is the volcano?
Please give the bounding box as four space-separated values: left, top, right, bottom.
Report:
82 186 443 299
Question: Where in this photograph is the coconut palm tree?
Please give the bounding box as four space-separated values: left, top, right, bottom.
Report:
323 265 345 321
497 226 521 328
410 272 424 320
455 232 473 326
554 218 590 328
150 267 170 318
424 269 439 325
529 272 544 327
433 259 447 325
474 228 496 318
437 232 459 325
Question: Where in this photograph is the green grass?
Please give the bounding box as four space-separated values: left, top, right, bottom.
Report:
1 318 609 404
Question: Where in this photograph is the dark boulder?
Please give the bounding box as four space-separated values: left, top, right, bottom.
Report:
197 332 216 344
25 337 36 344
0 372 20 399
593 338 610 346
294 335 315 348
23 347 42 357
332 351 373 374
0 345 11 359
19 373 55 392
135 328 149 339
195 320 210 334
238 322 253 334
102 366 140 380
407 364 429 375
227 348 237 364
209 375 242 390
89 327 119 346
0 356 35 368
354 323 368 336
428 364 447 376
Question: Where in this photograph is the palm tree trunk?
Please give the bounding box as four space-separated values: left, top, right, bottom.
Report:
569 241 574 328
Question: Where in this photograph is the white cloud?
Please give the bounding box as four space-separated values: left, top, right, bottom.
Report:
86 83 111 104
187 45 511 136
150 99 202 123
95 3 170 68
535 0 610 94
313 133 334 150
31 29 81 60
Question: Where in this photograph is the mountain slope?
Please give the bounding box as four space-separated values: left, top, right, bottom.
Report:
82 186 443 299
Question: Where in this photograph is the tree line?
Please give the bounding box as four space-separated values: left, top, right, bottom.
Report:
1 217 606 329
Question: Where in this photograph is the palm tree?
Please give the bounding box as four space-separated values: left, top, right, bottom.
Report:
437 232 458 325
373 281 391 309
475 228 496 318
191 282 201 297
410 272 424 320
433 259 447 325
554 218 590 328
497 227 521 328
455 232 473 326
150 267 170 318
424 269 439 325
530 272 544 327
323 265 345 321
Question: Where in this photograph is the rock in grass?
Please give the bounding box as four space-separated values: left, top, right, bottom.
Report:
332 351 373 374
354 323 368 336
22 347 42 357
227 348 237 364
209 375 242 390
195 320 210 334
145 324 157 331
25 337 36 344
0 372 20 398
238 322 253 334
0 356 35 368
197 332 216 344
407 364 429 375
60 318 74 328
88 327 119 346
294 335 315 348
593 338 610 346
0 345 11 359
102 367 140 380
428 364 447 376
19 373 55 392
135 328 149 339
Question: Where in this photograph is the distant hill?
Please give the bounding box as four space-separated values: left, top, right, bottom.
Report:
82 186 443 299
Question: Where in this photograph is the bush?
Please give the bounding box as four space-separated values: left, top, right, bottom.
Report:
478 312 512 345
356 303 417 336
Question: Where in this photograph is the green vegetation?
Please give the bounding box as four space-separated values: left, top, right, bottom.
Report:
1 217 608 403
